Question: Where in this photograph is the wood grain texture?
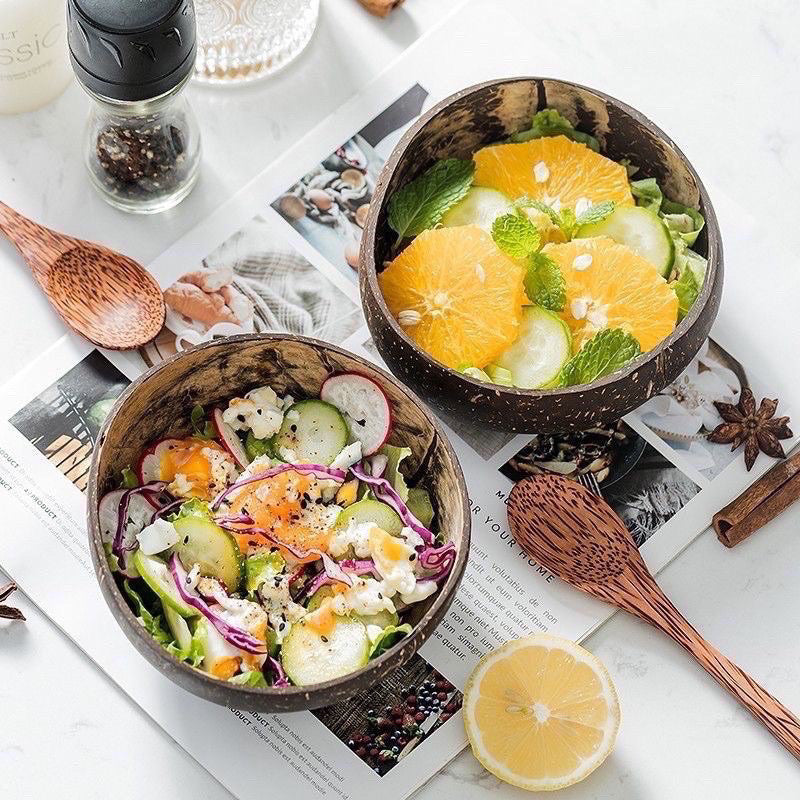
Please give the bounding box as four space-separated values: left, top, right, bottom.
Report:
87 333 470 712
360 77 723 432
507 473 800 761
0 201 165 350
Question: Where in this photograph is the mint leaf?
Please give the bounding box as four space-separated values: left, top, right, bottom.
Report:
672 268 699 320
388 158 475 242
516 197 562 227
557 329 641 387
121 465 138 488
491 213 541 259
524 252 566 311
190 403 215 439
575 200 615 228
510 109 600 152
630 177 663 213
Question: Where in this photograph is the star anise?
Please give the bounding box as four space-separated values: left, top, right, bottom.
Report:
707 387 792 471
0 581 25 621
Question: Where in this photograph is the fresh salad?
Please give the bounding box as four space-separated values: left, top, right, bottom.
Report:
99 372 455 688
380 108 708 390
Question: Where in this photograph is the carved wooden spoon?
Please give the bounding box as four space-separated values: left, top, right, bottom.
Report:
508 473 800 760
0 202 165 350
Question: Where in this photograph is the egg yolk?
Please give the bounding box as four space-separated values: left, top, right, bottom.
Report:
228 468 335 557
158 438 229 500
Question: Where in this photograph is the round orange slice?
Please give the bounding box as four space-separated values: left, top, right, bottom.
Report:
463 635 620 792
379 225 525 369
544 236 678 353
473 135 633 211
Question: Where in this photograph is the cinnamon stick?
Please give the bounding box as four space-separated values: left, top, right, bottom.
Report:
357 0 405 17
713 450 800 547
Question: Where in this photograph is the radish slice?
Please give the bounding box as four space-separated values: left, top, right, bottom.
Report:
99 488 163 577
137 438 178 484
212 407 250 468
320 373 391 456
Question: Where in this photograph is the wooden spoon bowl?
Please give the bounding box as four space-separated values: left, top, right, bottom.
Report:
0 201 165 350
508 473 800 760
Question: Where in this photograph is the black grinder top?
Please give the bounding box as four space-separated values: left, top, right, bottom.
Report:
67 0 197 102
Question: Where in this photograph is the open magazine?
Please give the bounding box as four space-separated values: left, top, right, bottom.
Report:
2 3 799 798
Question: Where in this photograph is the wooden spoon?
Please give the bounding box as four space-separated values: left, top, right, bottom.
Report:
0 202 165 350
508 473 800 760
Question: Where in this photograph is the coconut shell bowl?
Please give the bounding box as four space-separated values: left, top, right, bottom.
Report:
87 334 470 712
360 77 723 432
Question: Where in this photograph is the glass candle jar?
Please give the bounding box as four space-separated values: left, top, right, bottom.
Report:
67 0 202 214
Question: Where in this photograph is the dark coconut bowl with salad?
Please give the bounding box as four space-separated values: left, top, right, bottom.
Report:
360 77 723 432
87 334 469 712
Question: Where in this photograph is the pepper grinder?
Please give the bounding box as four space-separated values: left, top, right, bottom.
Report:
67 0 202 214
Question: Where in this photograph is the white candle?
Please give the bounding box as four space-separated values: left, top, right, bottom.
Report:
0 0 72 114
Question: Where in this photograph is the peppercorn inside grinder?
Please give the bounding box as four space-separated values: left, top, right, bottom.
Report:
67 0 201 214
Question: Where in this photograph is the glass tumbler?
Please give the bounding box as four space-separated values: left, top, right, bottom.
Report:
194 0 320 84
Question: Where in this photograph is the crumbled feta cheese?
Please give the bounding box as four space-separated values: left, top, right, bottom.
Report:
570 298 589 320
258 574 305 643
329 440 362 470
327 520 375 559
475 263 486 283
186 563 201 590
366 623 385 644
400 526 425 550
400 579 437 605
223 385 284 440
572 253 593 270
542 194 562 212
136 518 178 555
202 447 239 492
202 577 269 637
574 197 592 216
586 307 608 329
168 472 195 498
330 577 396 617
533 161 550 183
277 446 298 463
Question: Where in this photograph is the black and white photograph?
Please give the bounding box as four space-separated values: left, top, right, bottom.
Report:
139 215 363 368
312 653 461 777
271 84 429 283
9 351 130 492
500 422 700 547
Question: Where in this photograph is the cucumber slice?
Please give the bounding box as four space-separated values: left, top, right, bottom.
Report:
406 487 434 528
335 498 403 536
172 516 244 593
440 187 512 232
494 306 571 389
306 586 334 612
577 206 674 277
133 550 197 618
486 364 513 387
282 614 369 685
164 604 193 651
272 399 349 466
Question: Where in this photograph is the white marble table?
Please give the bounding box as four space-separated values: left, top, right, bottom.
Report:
2 1 800 797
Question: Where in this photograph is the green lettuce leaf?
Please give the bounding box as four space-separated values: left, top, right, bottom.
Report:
388 158 475 242
121 466 138 488
168 497 212 522
228 670 268 688
491 212 540 259
368 623 413 660
524 252 566 311
630 177 663 212
661 199 705 246
103 541 120 572
245 551 286 595
406 488 435 528
190 403 216 440
510 109 600 152
379 444 412 501
557 329 642 387
245 430 272 462
672 268 699 321
123 580 173 647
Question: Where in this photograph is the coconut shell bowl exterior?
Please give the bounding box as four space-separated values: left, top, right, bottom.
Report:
87 334 470 712
360 77 723 432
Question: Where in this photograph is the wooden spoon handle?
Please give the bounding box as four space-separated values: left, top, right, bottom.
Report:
630 579 800 759
0 201 67 280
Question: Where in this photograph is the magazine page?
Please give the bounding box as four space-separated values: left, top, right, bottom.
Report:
2 3 800 799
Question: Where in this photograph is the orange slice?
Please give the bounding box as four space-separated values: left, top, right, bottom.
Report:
544 236 678 353
473 135 633 211
463 635 620 792
379 225 525 369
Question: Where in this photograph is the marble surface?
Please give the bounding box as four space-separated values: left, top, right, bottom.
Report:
2 0 800 798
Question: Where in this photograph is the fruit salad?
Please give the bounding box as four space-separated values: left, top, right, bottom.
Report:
99 373 455 688
380 109 708 389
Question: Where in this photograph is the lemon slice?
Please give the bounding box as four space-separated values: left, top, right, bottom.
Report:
463 634 620 792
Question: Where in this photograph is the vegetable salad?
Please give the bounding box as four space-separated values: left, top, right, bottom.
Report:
100 372 455 688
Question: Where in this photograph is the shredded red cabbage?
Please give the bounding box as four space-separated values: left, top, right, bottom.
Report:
298 558 377 600
267 655 289 688
350 463 434 544
113 481 168 569
214 512 255 526
168 554 267 655
211 463 346 510
418 541 456 582
149 497 183 525
368 453 388 478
